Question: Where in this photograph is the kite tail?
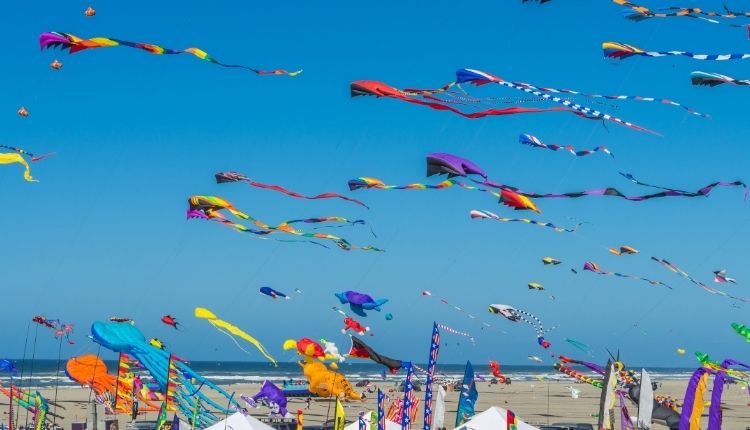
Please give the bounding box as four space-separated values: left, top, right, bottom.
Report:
0 153 37 182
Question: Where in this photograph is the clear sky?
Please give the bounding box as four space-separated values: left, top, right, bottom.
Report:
2 0 749 367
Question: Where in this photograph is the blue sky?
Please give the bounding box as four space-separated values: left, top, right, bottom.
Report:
2 0 749 367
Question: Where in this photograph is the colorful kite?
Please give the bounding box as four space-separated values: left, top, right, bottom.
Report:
542 257 562 265
194 307 277 365
160 315 179 329
50 59 62 70
148 338 166 350
342 317 370 335
242 381 288 417
691 71 750 86
609 245 639 256
731 323 750 342
17 107 29 117
299 360 362 399
283 338 328 361
215 172 367 208
651 257 749 302
260 286 290 300
488 361 509 383
187 196 382 251
714 270 737 284
347 336 403 373
489 304 552 348
528 283 544 291
604 41 750 61
84 6 95 17
613 1 750 24
335 290 388 317
520 134 614 158
470 210 578 232
40 32 302 76
583 261 672 289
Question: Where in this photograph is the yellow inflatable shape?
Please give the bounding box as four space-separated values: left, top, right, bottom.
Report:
0 153 36 182
301 361 363 400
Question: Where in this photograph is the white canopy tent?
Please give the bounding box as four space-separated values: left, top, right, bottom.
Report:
204 412 278 430
454 407 540 430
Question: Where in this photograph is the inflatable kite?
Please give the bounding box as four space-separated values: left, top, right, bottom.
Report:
470 210 577 232
342 317 370 335
50 59 62 69
347 336 403 373
691 71 750 86
583 261 671 289
489 304 552 349
520 134 614 158
242 381 289 417
194 307 277 365
90 321 242 427
731 323 750 342
319 339 345 362
148 338 166 350
84 6 95 17
160 315 179 329
714 269 737 284
609 246 639 256
542 257 561 265
39 32 302 76
488 361 509 383
335 291 388 317
17 107 28 117
604 41 750 61
260 286 289 300
1 153 37 182
216 171 367 208
283 338 328 361
299 360 363 400
187 196 382 251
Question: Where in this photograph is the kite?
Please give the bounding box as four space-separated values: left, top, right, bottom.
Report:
160 315 179 329
436 323 475 343
470 210 578 232
583 261 672 289
489 304 552 349
422 290 432 296
342 317 370 335
731 323 750 342
1 153 37 182
109 317 134 324
215 171 368 208
520 134 614 157
651 257 749 302
565 338 594 356
283 338 334 362
260 286 290 300
609 245 639 255
148 338 166 350
0 145 54 162
691 71 750 86
677 348 686 355
39 32 302 76
194 307 277 365
613 0 750 25
84 6 95 17
319 339 345 362
298 360 362 400
0 359 17 374
542 257 562 265
33 316 59 329
18 107 28 117
347 336 403 373
55 324 75 345
528 282 544 291
385 313 393 321
90 321 241 427
528 355 543 363
604 41 750 61
187 196 382 251
488 361 508 383
50 59 62 69
335 290 388 317
242 381 289 417
714 270 737 284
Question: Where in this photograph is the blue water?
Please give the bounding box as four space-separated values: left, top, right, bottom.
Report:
0 360 698 389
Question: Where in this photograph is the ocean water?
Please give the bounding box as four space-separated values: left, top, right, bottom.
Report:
0 360 697 389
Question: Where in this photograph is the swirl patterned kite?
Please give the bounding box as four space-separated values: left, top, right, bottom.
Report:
583 261 672 289
520 134 614 158
612 0 750 24
470 210 580 233
604 41 750 61
187 196 382 251
215 172 368 208
489 304 553 349
39 32 302 76
691 71 750 87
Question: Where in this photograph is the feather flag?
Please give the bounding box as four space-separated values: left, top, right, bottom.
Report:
455 362 478 427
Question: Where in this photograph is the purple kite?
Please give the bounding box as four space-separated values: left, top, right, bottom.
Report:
335 291 388 317
242 380 289 417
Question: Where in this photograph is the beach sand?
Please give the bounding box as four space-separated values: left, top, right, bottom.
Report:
4 380 749 430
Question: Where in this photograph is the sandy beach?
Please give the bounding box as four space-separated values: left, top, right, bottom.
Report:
4 380 747 430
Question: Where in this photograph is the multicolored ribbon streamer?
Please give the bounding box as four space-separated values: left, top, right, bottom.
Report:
583 261 672 289
604 41 750 61
691 71 750 86
470 209 580 233
520 134 614 158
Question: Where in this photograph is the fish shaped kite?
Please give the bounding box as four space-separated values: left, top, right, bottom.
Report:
148 338 166 350
520 134 614 158
161 315 179 329
470 210 578 232
542 257 562 265
714 270 737 284
215 172 367 208
583 261 671 289
335 291 388 317
260 286 290 300
604 41 750 61
691 71 750 86
194 307 277 365
342 317 370 335
609 246 639 256
39 32 302 76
